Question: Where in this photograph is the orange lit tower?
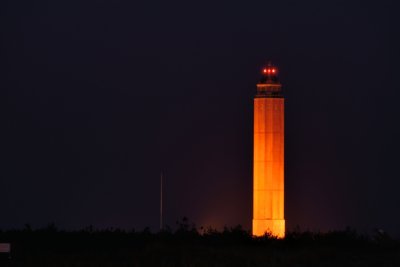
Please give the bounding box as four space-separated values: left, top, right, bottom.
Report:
253 64 285 237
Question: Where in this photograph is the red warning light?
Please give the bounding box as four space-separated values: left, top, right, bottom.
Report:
263 67 278 75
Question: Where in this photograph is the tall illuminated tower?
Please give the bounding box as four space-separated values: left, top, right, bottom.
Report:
253 64 285 237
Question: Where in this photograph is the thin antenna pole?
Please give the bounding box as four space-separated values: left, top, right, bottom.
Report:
160 172 163 230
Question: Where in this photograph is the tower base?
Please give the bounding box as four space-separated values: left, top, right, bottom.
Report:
252 219 285 238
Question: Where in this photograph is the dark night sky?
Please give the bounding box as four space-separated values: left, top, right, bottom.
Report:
1 0 400 235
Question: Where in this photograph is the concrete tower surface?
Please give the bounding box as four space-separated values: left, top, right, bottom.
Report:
253 64 285 237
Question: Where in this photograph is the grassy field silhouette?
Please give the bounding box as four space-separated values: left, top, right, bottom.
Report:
1 219 399 266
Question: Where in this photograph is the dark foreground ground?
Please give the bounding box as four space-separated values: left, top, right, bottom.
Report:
1 222 399 267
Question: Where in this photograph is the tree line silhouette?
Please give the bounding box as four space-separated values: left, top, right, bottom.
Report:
0 218 399 266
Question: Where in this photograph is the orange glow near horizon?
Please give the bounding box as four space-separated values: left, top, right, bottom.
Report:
253 97 285 238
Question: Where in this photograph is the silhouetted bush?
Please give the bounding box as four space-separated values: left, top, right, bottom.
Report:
0 222 399 266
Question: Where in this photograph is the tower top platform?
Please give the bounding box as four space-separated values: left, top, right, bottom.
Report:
256 63 282 98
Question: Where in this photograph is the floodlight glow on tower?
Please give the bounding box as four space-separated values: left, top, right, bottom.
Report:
252 63 285 238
